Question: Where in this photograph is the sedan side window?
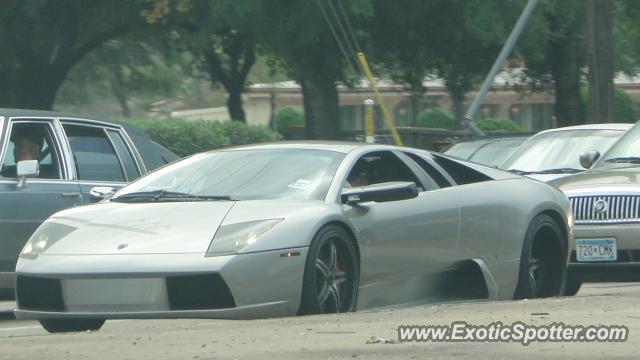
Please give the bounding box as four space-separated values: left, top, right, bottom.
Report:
0 122 63 179
63 124 125 182
346 151 422 189
106 130 141 181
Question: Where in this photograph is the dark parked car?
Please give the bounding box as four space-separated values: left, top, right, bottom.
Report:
443 136 529 168
0 108 178 293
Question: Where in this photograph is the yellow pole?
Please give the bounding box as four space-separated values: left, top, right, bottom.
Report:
364 99 375 143
357 52 403 146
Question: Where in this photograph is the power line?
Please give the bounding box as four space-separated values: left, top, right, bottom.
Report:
316 0 359 73
335 0 362 53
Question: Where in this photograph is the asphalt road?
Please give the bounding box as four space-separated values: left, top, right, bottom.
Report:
1 283 639 360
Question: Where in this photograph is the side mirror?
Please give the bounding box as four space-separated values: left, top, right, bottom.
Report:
16 160 39 188
579 150 601 169
341 181 419 205
90 186 116 201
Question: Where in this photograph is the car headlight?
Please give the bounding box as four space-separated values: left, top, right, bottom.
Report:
206 219 283 257
20 222 76 259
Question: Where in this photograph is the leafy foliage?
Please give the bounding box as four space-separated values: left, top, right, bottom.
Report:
476 118 523 133
124 118 281 156
416 108 457 130
580 87 637 123
275 107 305 139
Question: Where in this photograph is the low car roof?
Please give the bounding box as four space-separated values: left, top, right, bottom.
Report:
217 141 402 154
537 123 634 134
0 107 124 128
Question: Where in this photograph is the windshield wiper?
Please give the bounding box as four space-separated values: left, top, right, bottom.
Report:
509 168 582 175
111 190 233 202
604 156 640 164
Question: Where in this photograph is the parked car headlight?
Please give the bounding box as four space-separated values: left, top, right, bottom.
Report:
206 219 283 257
20 222 76 259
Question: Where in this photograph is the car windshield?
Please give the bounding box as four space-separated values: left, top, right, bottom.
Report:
597 122 640 167
443 140 491 159
468 138 526 168
112 148 345 202
502 129 625 173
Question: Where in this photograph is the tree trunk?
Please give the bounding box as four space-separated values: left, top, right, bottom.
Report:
8 65 67 110
550 35 584 126
450 92 466 127
226 88 246 122
108 70 131 118
409 82 423 127
586 0 615 123
300 72 340 140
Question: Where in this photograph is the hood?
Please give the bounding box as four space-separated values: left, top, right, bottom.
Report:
525 173 573 183
549 164 640 192
45 201 235 255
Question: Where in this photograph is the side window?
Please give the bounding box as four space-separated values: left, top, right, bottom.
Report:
346 151 422 189
432 154 492 185
63 124 125 182
107 130 141 181
0 122 63 179
404 152 452 188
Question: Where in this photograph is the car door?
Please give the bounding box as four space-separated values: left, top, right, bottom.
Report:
60 120 143 203
343 150 459 307
0 118 82 279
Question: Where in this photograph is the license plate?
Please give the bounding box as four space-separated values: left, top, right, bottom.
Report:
576 238 617 262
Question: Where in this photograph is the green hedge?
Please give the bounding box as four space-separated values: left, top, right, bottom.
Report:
123 118 281 157
275 107 305 139
476 118 523 132
416 108 458 130
580 87 636 122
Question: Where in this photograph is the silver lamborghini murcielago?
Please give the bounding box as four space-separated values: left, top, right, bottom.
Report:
15 142 573 333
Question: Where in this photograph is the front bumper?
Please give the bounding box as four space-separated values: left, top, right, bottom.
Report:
569 223 640 282
0 272 16 290
14 247 308 320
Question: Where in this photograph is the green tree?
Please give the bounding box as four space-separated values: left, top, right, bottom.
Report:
142 0 260 122
369 1 437 126
0 0 144 109
427 0 520 123
518 0 586 126
258 0 372 140
57 35 189 117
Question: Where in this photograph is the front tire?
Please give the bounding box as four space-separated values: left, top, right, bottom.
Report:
39 319 105 333
514 214 566 299
299 225 359 315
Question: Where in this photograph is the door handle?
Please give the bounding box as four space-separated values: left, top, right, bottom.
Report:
61 192 82 197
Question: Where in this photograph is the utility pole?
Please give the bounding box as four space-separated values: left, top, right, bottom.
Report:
586 0 615 123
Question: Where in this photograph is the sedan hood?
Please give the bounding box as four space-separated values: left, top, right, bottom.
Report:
45 201 235 255
549 164 640 192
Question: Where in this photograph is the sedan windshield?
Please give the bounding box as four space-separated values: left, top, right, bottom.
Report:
598 122 640 167
468 138 526 168
112 148 345 202
502 129 625 173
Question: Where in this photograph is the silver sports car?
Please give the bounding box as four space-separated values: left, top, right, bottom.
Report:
15 142 573 333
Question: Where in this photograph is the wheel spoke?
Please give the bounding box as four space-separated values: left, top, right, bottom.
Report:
329 283 342 311
328 241 338 271
317 282 330 307
316 258 330 279
334 270 347 285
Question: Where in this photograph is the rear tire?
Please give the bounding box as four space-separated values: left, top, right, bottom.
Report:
39 319 105 333
298 225 359 315
564 273 582 296
514 214 566 299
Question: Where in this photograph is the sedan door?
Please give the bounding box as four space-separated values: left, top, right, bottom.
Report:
0 118 81 283
343 150 459 308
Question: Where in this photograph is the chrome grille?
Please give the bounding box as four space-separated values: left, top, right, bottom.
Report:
569 195 640 224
